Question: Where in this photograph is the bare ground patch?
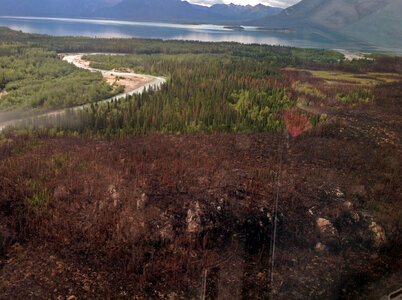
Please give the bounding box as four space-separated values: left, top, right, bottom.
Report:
0 90 8 98
104 73 154 93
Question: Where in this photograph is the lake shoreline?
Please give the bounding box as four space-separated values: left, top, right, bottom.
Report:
0 16 400 55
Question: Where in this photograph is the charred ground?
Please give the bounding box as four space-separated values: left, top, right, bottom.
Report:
0 28 401 299
0 80 401 299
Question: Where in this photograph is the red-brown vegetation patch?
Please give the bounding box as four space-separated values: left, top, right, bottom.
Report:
0 84 401 299
283 58 402 109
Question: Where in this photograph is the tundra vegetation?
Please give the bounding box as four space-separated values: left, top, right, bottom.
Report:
0 27 401 299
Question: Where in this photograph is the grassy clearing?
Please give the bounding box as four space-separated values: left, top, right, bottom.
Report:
285 67 402 107
292 81 326 99
336 89 373 105
302 70 401 86
25 179 50 218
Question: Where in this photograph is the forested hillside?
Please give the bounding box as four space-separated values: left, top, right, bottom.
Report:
62 51 333 135
0 43 116 111
0 27 341 59
0 26 345 133
2 27 401 137
0 27 401 299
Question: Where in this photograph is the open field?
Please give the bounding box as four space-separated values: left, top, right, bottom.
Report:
301 70 401 86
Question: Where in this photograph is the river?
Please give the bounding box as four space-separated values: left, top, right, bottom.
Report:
0 54 166 131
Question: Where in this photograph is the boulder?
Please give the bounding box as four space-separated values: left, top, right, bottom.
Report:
315 242 328 252
334 187 345 198
343 201 353 210
137 193 148 210
316 218 337 236
186 202 202 234
108 185 119 200
350 212 360 222
316 217 338 249
368 221 386 248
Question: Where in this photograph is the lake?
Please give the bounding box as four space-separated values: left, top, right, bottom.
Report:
0 16 393 53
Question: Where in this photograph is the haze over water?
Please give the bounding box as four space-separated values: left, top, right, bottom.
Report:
0 16 392 53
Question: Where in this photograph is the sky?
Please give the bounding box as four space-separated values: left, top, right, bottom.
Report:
185 0 301 8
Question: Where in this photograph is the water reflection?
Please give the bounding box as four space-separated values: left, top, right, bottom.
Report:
172 33 290 46
0 16 386 52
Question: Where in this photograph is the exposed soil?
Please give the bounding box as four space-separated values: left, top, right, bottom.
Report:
63 54 158 94
335 50 371 61
104 73 153 93
0 90 8 99
0 81 401 299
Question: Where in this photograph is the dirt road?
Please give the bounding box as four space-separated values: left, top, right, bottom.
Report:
0 54 166 131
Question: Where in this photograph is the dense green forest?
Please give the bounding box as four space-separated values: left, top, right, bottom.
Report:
0 43 116 111
52 53 298 135
37 51 397 136
0 27 344 65
1 27 400 135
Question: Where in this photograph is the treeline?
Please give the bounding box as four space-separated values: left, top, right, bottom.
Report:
2 27 399 73
24 53 294 135
0 27 344 66
2 27 400 135
0 43 117 110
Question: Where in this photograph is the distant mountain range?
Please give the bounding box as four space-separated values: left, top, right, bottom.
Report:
0 0 401 50
0 0 282 24
250 0 402 50
0 0 113 17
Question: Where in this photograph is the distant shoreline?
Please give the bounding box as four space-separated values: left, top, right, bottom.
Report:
0 18 401 55
257 27 296 33
224 26 245 31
